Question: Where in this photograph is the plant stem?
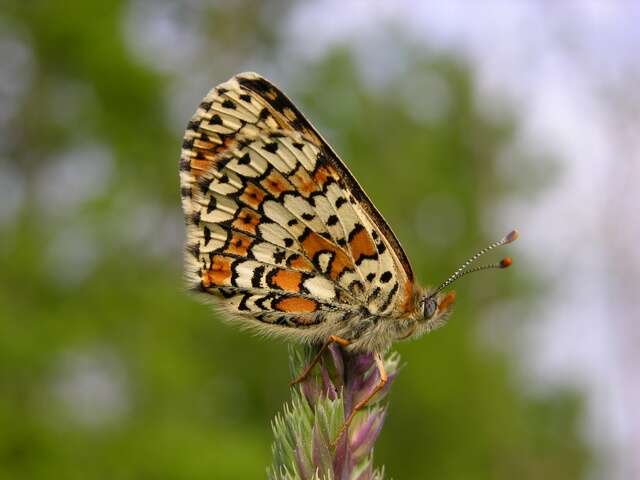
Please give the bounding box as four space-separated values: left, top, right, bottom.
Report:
269 345 399 480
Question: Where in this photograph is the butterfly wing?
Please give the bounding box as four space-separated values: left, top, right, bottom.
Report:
180 73 416 337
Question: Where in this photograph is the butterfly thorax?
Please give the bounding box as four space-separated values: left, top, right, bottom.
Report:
331 285 453 352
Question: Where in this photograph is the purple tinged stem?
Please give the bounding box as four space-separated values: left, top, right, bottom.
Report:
332 427 351 480
295 444 314 480
320 361 338 401
301 377 320 405
350 408 387 465
312 422 333 473
328 344 345 378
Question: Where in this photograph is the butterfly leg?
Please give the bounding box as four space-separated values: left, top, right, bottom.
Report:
333 352 387 446
289 335 351 386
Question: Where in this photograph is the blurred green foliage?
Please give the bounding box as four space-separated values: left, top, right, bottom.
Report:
1 1 590 479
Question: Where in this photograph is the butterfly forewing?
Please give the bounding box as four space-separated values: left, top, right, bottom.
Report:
180 73 415 335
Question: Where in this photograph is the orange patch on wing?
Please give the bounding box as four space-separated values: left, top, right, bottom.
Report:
287 254 314 272
349 227 377 263
225 232 253 256
239 182 267 210
289 167 318 197
202 255 232 287
260 170 293 198
194 135 235 156
270 269 303 292
274 296 318 313
188 157 215 179
301 231 353 280
399 281 417 314
194 138 215 150
215 137 236 154
313 164 338 188
232 208 261 235
265 90 278 101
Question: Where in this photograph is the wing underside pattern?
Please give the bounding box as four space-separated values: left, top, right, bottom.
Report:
180 73 415 332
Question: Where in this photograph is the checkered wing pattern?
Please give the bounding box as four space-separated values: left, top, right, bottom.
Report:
180 73 415 333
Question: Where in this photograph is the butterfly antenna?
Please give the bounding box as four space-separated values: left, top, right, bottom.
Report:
432 229 518 295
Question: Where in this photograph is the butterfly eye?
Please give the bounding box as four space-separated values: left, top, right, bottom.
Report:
423 298 437 319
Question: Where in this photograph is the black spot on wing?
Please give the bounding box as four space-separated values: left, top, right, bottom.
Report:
379 282 399 312
229 258 242 287
218 288 236 299
255 292 277 311
187 242 200 258
252 265 265 288
238 152 251 165
197 177 213 194
238 293 251 311
369 286 381 301
221 99 236 109
259 107 270 120
263 142 278 153
207 196 217 214
348 223 365 242
297 227 312 243
273 249 286 264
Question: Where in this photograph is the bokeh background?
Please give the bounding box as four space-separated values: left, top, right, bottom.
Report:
2 1 638 479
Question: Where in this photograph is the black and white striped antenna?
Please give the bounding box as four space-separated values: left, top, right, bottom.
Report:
431 229 518 297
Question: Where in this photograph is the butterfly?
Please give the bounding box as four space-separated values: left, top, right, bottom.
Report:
179 72 517 432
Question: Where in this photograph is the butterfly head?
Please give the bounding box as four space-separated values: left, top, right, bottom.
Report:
407 289 456 337
422 290 456 320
